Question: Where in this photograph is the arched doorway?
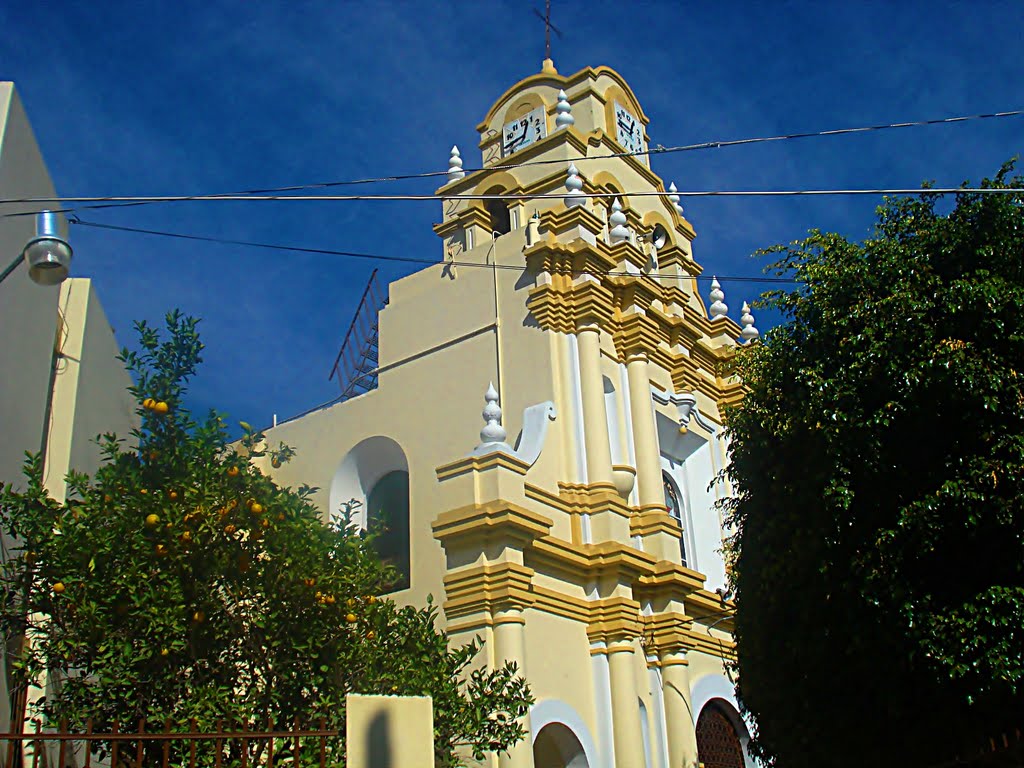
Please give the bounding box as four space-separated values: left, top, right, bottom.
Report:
533 722 589 768
695 701 745 768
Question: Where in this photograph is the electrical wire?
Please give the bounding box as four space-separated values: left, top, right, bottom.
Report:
0 106 1020 218
5 186 1023 207
69 217 799 284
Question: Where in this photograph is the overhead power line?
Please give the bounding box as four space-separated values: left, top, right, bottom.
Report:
6 187 1022 207
0 106 1020 217
69 218 799 284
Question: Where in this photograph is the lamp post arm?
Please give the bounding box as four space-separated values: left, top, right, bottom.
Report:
0 253 23 287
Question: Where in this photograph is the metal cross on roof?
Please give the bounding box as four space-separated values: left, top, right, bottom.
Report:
533 0 562 62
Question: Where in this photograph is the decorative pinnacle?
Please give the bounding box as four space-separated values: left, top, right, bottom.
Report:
480 383 507 444
740 301 760 342
608 197 630 244
448 146 465 183
555 90 574 129
709 277 728 319
668 182 684 216
564 163 585 207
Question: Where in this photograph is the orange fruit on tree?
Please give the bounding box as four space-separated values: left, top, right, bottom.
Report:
367 595 377 604
260 518 270 528
168 490 179 501
160 648 169 657
155 544 168 557
303 578 316 587
153 401 169 415
250 502 263 515
325 594 336 605
346 613 357 624
52 582 66 594
227 466 239 478
145 514 160 528
277 513 285 521
224 524 237 535
180 531 192 543
365 630 375 640
192 610 205 623
270 457 281 469
142 398 155 410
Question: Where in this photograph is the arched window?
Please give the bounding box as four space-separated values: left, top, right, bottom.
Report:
663 470 688 567
533 722 589 768
366 470 411 591
695 702 746 768
486 196 512 237
329 436 411 593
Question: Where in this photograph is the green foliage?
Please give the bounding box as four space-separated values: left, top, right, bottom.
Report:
724 163 1024 768
0 311 531 767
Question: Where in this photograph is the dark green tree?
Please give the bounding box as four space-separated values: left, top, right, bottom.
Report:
724 163 1024 768
0 311 531 767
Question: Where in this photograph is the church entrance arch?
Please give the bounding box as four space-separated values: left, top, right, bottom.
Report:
695 700 745 768
532 722 589 768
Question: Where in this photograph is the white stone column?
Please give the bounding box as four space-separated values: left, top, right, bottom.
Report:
626 352 663 509
494 607 532 768
660 650 699 768
607 640 646 768
576 322 615 489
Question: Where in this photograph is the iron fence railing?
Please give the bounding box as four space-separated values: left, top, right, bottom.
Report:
0 719 340 768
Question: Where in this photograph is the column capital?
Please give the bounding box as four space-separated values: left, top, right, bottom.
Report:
575 319 602 335
625 350 650 365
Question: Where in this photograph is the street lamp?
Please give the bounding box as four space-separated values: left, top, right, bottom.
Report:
0 210 73 287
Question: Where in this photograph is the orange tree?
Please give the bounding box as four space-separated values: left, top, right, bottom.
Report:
0 311 531 766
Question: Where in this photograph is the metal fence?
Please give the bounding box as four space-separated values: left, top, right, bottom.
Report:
0 720 340 768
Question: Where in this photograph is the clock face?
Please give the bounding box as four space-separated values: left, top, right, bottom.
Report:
502 106 547 156
613 101 645 155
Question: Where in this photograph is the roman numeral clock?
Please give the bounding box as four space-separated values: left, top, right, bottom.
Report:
613 101 645 155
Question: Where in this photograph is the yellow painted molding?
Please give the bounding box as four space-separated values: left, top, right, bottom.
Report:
629 509 682 539
432 499 553 548
435 451 531 482
636 561 707 600
586 596 643 643
641 610 695 655
477 64 650 133
442 561 537 619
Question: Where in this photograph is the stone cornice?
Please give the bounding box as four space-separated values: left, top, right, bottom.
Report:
442 561 537 620
432 499 553 547
587 596 644 644
435 451 531 482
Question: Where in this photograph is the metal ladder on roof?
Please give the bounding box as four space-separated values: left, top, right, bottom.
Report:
328 269 387 403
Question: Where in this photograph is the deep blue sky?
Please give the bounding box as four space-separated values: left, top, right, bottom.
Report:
1 1 1021 429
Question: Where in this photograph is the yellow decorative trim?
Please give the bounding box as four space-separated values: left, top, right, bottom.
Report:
635 561 707 603
630 508 682 539
432 499 553 546
586 596 643 644
435 451 530 482
477 65 650 132
442 561 536 619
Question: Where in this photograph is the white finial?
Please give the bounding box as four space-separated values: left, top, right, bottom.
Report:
608 198 629 244
565 163 585 207
709 277 728 319
668 182 684 216
480 383 507 444
740 301 760 342
448 145 465 182
555 90 574 129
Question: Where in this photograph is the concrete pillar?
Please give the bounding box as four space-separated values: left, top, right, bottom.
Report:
576 322 615 488
493 608 533 768
660 650 699 768
607 640 646 768
625 352 663 509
